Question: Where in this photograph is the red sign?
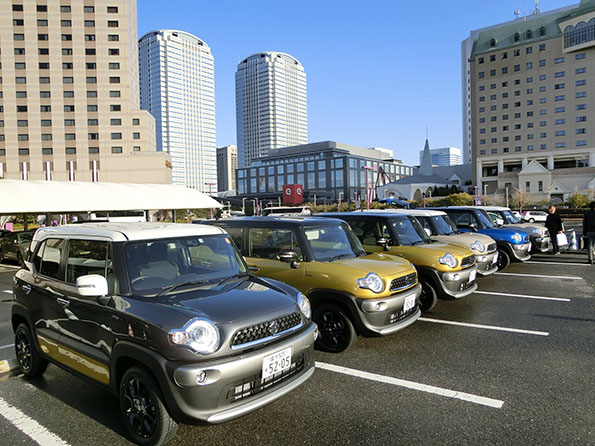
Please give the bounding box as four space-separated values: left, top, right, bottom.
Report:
283 184 303 205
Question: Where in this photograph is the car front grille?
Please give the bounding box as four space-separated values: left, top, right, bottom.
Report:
230 312 302 348
461 255 475 268
225 353 305 403
390 272 417 291
487 243 497 252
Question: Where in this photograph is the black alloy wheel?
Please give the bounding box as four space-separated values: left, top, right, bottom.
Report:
14 323 48 378
496 249 511 271
119 367 178 446
313 304 356 353
418 280 438 312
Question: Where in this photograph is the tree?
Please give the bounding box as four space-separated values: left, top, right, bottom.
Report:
445 193 474 206
566 191 589 209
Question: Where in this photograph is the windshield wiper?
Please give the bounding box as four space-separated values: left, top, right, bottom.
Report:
157 274 245 296
327 253 353 262
412 240 427 246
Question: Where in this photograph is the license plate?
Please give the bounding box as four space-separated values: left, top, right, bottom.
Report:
469 270 477 283
403 294 415 312
492 252 498 264
262 347 292 381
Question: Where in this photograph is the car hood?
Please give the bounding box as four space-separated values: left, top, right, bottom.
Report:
332 252 415 276
431 233 497 253
477 227 531 243
504 223 548 236
159 275 299 325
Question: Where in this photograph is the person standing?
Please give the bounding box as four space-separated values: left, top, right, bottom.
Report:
583 201 595 265
545 205 564 255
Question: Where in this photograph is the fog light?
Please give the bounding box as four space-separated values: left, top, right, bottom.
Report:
375 302 387 311
196 371 207 385
453 273 460 281
313 325 319 341
480 256 487 263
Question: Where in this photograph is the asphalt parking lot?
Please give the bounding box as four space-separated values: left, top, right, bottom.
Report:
0 245 593 445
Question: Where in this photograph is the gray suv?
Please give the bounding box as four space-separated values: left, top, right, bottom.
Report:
12 223 316 446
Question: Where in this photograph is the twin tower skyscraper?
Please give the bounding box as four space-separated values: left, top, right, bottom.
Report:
138 30 308 192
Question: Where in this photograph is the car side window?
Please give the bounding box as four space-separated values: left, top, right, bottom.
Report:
248 228 302 260
451 212 471 227
39 238 65 280
349 220 378 244
66 239 114 293
223 227 244 254
380 223 394 245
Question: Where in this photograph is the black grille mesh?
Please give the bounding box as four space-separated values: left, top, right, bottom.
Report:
461 256 475 268
230 312 302 347
390 272 417 291
487 243 497 252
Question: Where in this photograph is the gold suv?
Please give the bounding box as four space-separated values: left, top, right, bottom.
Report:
206 217 421 353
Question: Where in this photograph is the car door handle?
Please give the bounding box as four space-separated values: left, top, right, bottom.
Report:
248 266 260 272
56 297 70 306
22 284 32 293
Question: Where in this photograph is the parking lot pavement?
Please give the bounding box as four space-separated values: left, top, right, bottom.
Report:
0 257 593 445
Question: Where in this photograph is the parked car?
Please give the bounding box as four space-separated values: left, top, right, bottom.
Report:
487 212 505 227
12 223 316 446
429 207 532 270
480 206 551 253
0 230 35 265
318 212 479 312
262 206 312 217
381 209 499 276
206 217 421 353
521 210 548 223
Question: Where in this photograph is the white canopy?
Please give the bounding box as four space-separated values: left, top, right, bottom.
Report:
0 180 222 215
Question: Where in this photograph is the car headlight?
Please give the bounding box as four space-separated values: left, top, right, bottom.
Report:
357 273 384 293
438 253 458 268
511 233 523 242
470 241 485 252
532 228 544 236
297 292 311 319
169 318 220 354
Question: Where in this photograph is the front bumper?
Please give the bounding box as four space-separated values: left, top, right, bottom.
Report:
437 265 479 299
530 235 551 253
164 322 317 424
475 251 499 276
511 242 531 261
354 283 422 336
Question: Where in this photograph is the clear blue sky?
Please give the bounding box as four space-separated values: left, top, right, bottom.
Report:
138 0 574 166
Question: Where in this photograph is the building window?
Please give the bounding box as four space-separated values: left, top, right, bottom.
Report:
576 67 586 74
554 71 565 78
40 120 51 127
110 104 121 111
65 148 76 155
15 77 27 84
65 133 75 141
108 48 119 55
42 148 53 155
16 91 27 98
107 20 119 27
17 105 28 112
84 6 95 13
85 48 96 55
538 181 543 192
555 130 566 137
62 48 72 55
514 64 520 72
554 95 565 101
61 34 72 41
133 132 140 140
18 149 29 156
110 118 121 125
88 105 98 112
87 91 98 98
526 62 533 69
132 118 140 126
111 132 122 140
61 19 71 26
576 104 587 110
109 77 120 84
62 62 73 69
39 62 50 69
555 119 565 125
64 105 75 112
60 5 71 12
14 34 25 41
527 145 534 151
555 142 566 148
109 90 121 98
89 147 99 154
576 140 587 146
108 34 119 41
41 134 52 141
63 77 74 84
576 79 587 86
109 63 120 69
540 132 547 138
39 105 51 112
85 34 95 41
111 146 122 154
88 133 99 140
554 57 564 64
539 59 546 67
554 107 565 113
540 144 547 150
525 182 530 192
17 134 28 141
539 74 546 81
576 92 587 98
86 76 97 84
88 119 98 126
84 20 95 27
107 6 119 13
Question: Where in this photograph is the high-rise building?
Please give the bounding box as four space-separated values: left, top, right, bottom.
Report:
464 0 595 200
216 145 237 192
418 146 462 167
235 52 307 167
138 30 216 191
0 0 170 183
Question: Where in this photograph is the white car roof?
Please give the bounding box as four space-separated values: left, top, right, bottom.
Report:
478 206 510 211
33 222 225 242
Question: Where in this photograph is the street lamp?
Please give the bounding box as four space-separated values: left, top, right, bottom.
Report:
242 197 246 215
505 186 509 208
205 182 217 219
338 192 343 209
362 165 377 210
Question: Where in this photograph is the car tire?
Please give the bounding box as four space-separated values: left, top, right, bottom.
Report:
0 249 4 263
15 323 48 378
119 367 178 446
313 304 357 353
496 249 511 271
418 280 438 312
529 218 535 223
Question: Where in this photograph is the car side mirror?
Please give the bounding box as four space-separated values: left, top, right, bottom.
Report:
469 223 478 232
376 238 390 251
424 228 432 237
278 249 301 269
76 274 108 297
23 259 35 273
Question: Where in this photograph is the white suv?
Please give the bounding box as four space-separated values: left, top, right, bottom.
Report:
521 211 548 223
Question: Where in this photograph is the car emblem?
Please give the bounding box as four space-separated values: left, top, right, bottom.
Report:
268 321 279 335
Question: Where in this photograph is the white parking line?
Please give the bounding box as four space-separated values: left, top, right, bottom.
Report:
495 272 583 280
0 344 13 350
316 362 504 409
418 317 550 336
525 261 591 267
0 265 20 270
0 396 70 446
3 290 12 294
474 290 570 302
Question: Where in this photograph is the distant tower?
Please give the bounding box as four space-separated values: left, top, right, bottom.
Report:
139 30 216 190
235 52 308 167
419 139 434 176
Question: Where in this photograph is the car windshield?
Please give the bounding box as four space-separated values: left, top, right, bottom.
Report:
18 232 34 243
476 210 495 228
304 224 366 261
391 216 432 246
431 216 456 235
501 210 519 224
124 234 248 295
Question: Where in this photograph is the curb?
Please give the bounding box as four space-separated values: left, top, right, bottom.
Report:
0 358 20 379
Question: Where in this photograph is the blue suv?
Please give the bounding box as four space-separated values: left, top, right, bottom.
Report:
429 207 532 270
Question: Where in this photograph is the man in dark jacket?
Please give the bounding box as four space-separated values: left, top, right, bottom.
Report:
583 201 595 264
545 205 564 254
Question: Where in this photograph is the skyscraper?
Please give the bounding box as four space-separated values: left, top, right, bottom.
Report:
0 0 169 183
463 0 595 200
139 30 216 190
216 145 237 192
235 52 307 167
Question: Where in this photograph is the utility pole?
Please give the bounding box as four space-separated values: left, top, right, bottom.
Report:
362 165 377 210
338 192 343 209
205 182 217 219
505 186 509 208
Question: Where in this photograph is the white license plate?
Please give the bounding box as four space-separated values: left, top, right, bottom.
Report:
262 347 292 381
492 252 498 264
469 269 477 282
404 294 415 312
